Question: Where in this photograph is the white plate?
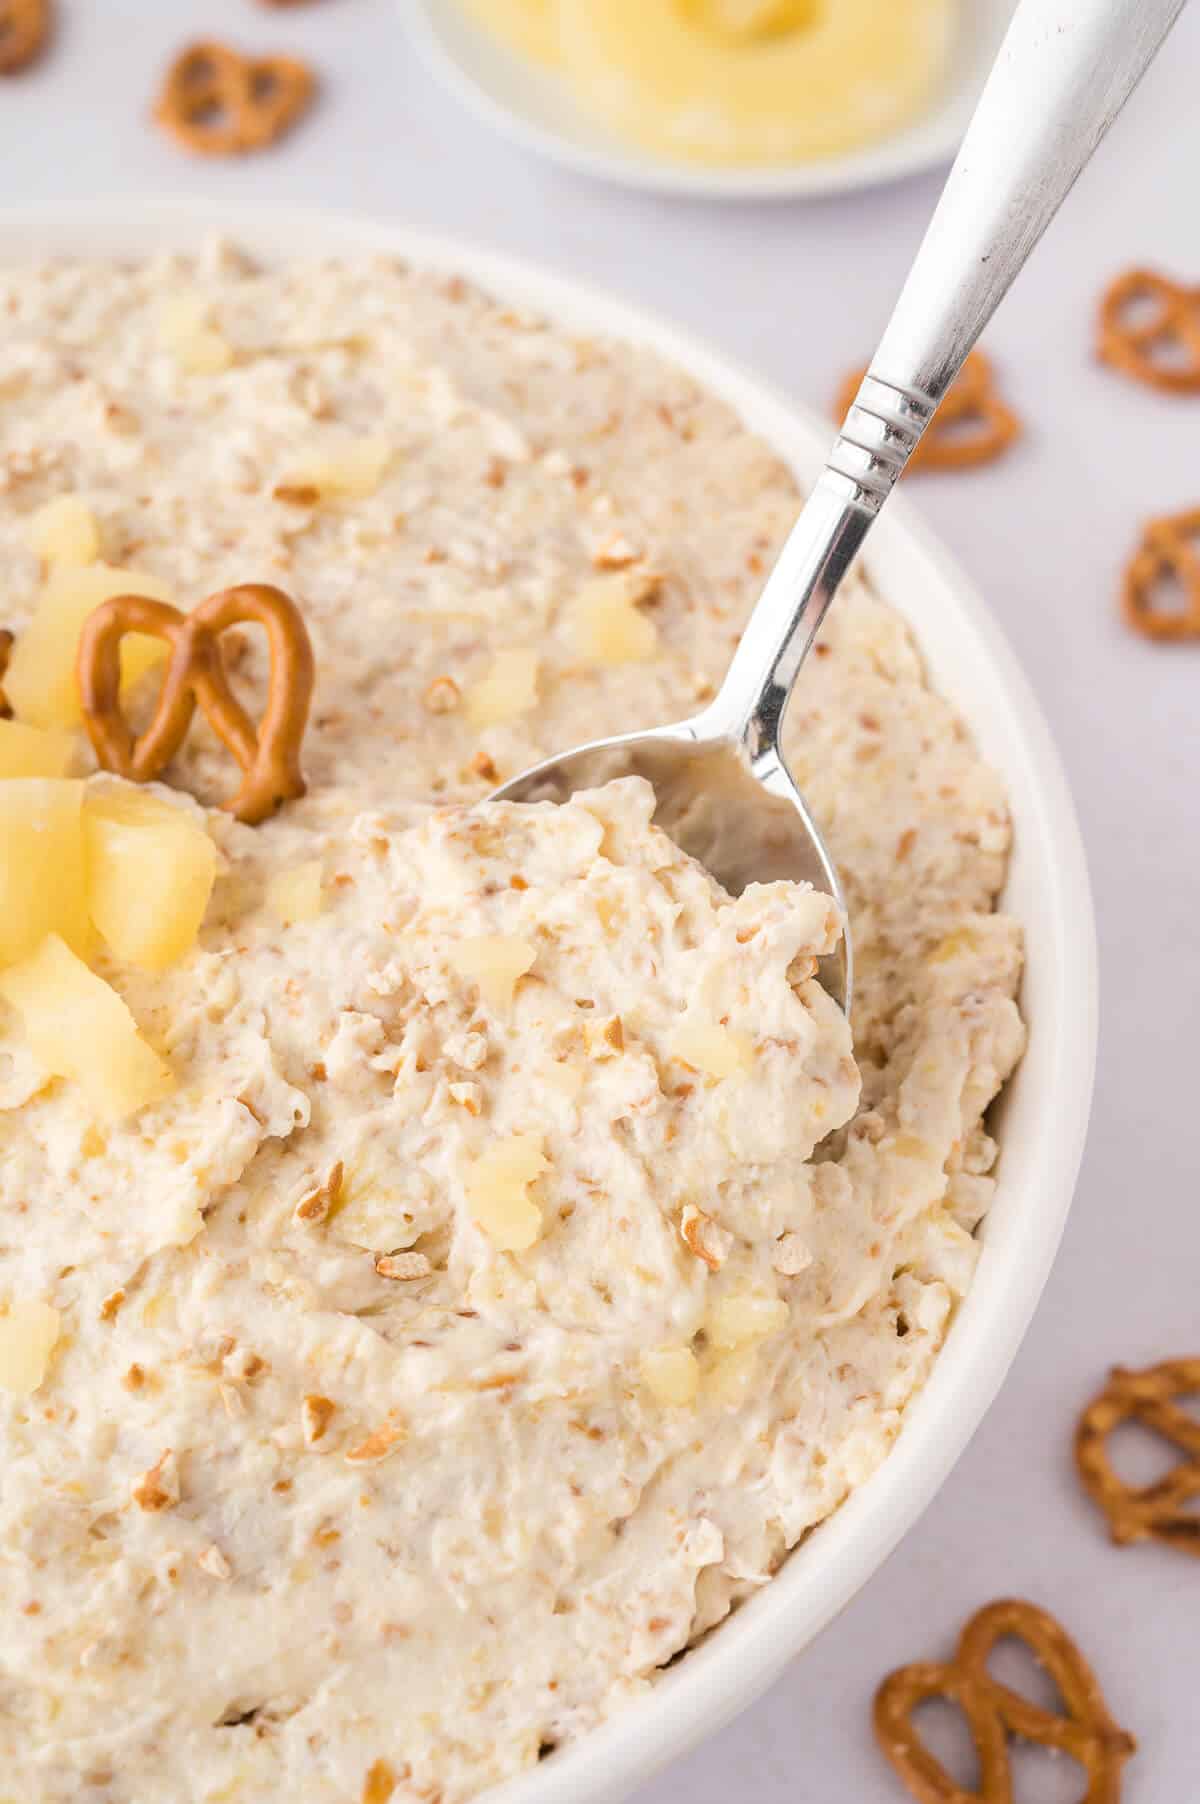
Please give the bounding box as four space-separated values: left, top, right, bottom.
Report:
0 202 1095 1804
407 0 1017 200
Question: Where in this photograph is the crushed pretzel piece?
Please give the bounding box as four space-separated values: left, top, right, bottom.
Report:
301 1394 337 1447
294 1161 344 1225
131 1450 180 1513
344 1410 407 1465
422 675 461 715
374 1252 432 1281
679 1203 731 1271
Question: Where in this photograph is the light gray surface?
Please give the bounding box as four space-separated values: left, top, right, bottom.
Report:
4 3 1198 1797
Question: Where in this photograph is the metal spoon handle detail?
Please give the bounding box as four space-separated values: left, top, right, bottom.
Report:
709 0 1188 759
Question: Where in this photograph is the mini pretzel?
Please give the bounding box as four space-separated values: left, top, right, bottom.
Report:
154 40 315 156
77 583 314 827
1076 1359 1200 1554
0 0 49 74
0 629 13 719
1098 269 1200 393
833 351 1020 471
1122 507 1200 641
875 1597 1136 1804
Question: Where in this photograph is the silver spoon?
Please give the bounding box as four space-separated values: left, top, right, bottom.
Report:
494 0 1186 1011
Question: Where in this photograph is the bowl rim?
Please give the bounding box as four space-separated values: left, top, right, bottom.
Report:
0 200 1097 1804
404 0 1013 202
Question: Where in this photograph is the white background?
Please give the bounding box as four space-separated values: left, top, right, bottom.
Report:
4 3 1199 1798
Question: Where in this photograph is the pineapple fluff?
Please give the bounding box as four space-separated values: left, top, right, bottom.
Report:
0 246 1024 1804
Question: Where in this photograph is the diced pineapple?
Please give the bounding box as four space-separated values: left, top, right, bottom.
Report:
709 1290 790 1349
465 1132 547 1252
570 571 659 666
0 1301 61 1398
28 496 101 568
0 933 174 1120
670 1016 754 1079
465 649 540 730
4 563 173 730
640 1344 700 1406
266 862 324 926
0 779 89 968
0 719 74 779
83 786 217 972
159 294 235 375
278 437 392 502
448 935 536 1012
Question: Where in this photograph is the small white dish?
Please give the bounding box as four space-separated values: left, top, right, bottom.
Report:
0 201 1095 1804
407 0 1016 200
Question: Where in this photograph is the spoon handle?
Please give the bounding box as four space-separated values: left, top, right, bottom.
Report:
711 0 1187 757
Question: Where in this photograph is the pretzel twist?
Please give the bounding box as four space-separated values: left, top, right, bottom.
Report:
1076 1359 1200 1553
1122 508 1200 641
154 40 315 156
833 351 1020 472
875 1598 1136 1804
0 0 50 75
1099 268 1200 393
0 628 13 719
77 583 315 826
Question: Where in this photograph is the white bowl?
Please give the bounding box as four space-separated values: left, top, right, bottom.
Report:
406 0 1017 201
0 202 1096 1804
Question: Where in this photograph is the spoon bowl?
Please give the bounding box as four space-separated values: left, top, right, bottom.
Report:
493 718 852 1010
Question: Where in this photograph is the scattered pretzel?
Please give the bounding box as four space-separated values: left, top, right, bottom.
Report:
833 351 1020 472
0 629 13 719
1076 1359 1200 1554
1098 268 1200 393
0 0 49 74
875 1597 1136 1804
154 40 315 156
1121 506 1200 641
77 583 315 826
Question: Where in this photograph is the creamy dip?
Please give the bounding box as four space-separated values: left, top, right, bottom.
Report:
0 243 1024 1804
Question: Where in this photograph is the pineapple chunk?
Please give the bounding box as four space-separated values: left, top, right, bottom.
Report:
709 1290 789 1349
159 294 235 375
83 786 217 973
465 649 540 730
266 861 324 926
5 563 173 730
448 935 536 1012
670 1016 754 1079
640 1344 700 1406
0 1301 61 1398
0 779 89 968
0 719 74 779
0 933 174 1120
465 1133 547 1252
28 496 101 568
278 436 392 502
570 571 659 665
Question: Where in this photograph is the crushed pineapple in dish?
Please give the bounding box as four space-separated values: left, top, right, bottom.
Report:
0 244 1024 1803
